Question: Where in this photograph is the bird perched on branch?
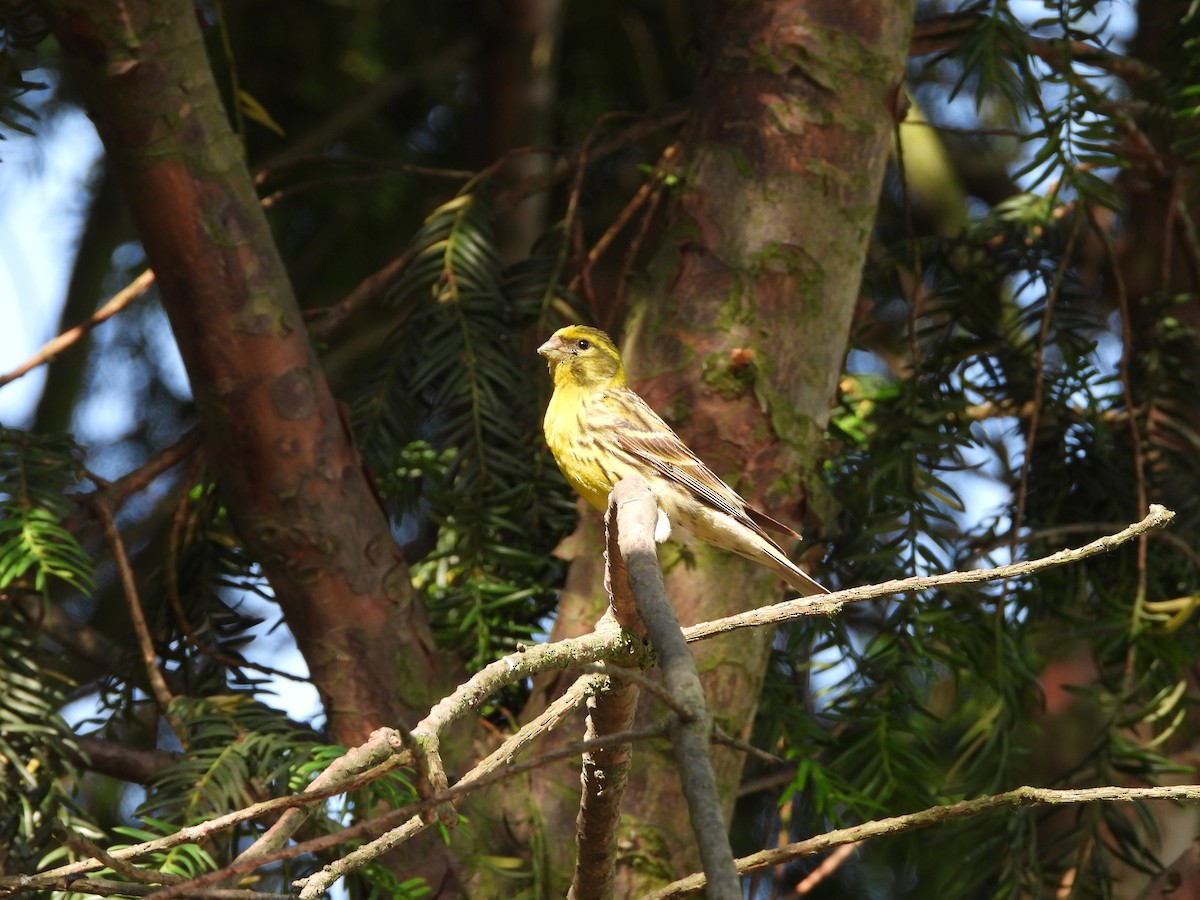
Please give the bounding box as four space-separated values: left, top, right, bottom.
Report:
538 324 827 597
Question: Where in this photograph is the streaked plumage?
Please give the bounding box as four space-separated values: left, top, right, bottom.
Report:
538 325 827 597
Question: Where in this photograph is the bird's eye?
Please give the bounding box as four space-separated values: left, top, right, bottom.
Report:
577 339 590 350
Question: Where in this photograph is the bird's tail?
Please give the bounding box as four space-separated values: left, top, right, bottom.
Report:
777 560 829 597
752 539 829 597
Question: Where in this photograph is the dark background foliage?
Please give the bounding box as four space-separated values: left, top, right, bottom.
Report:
4 0 1200 897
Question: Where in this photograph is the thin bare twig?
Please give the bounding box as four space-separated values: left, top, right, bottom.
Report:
42 504 1173 895
310 243 424 342
567 141 680 296
493 108 689 211
711 728 786 769
607 166 668 331
103 430 201 502
684 504 1174 642
646 784 1200 898
0 270 155 390
93 502 181 738
60 830 182 886
795 842 859 895
0 876 290 899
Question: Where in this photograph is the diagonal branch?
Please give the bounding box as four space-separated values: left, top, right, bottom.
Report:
646 783 1200 898
292 666 627 898
33 502 1173 893
37 0 447 750
0 877 290 899
0 270 155 390
685 504 1175 642
93 501 181 738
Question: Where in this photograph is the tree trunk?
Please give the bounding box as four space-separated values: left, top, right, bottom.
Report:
37 0 454 745
522 0 914 893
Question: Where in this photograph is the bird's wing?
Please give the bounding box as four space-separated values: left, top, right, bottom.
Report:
606 389 788 541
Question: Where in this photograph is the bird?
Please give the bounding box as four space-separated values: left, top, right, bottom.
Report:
537 324 828 597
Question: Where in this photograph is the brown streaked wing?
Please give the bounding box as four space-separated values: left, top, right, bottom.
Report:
605 389 772 538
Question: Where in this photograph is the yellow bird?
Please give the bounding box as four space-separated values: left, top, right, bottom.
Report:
538 325 827 597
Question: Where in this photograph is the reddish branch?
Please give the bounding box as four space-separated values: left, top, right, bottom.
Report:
71 736 177 784
36 0 448 747
564 501 646 900
910 13 1159 84
94 501 180 734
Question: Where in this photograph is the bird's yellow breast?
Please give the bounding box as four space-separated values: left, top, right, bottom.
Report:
543 384 622 511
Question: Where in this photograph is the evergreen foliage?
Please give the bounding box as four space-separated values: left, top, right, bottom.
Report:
355 190 578 675
2 0 1200 897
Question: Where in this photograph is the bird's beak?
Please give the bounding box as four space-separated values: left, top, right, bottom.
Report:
537 335 566 360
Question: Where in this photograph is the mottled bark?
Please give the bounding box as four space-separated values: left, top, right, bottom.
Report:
37 0 448 745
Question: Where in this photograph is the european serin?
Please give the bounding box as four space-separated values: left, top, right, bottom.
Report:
538 325 827 597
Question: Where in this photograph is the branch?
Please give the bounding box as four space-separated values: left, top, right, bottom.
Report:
684 504 1175 642
794 842 858 895
289 726 669 900
70 736 177 784
646 784 1200 898
159 677 594 900
34 761 394 885
0 269 155 390
0 874 292 899
309 241 423 342
166 704 779 900
909 14 1159 84
234 619 645 878
608 478 740 899
92 430 204 511
567 675 639 900
38 504 1173 893
37 628 642 889
93 501 180 735
568 534 643 900
40 0 443 748
293 670 613 898
59 830 181 886
492 108 688 210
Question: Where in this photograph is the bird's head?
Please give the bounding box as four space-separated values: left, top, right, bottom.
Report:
537 325 627 390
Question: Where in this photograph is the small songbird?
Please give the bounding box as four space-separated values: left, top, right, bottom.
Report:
538 325 827 597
